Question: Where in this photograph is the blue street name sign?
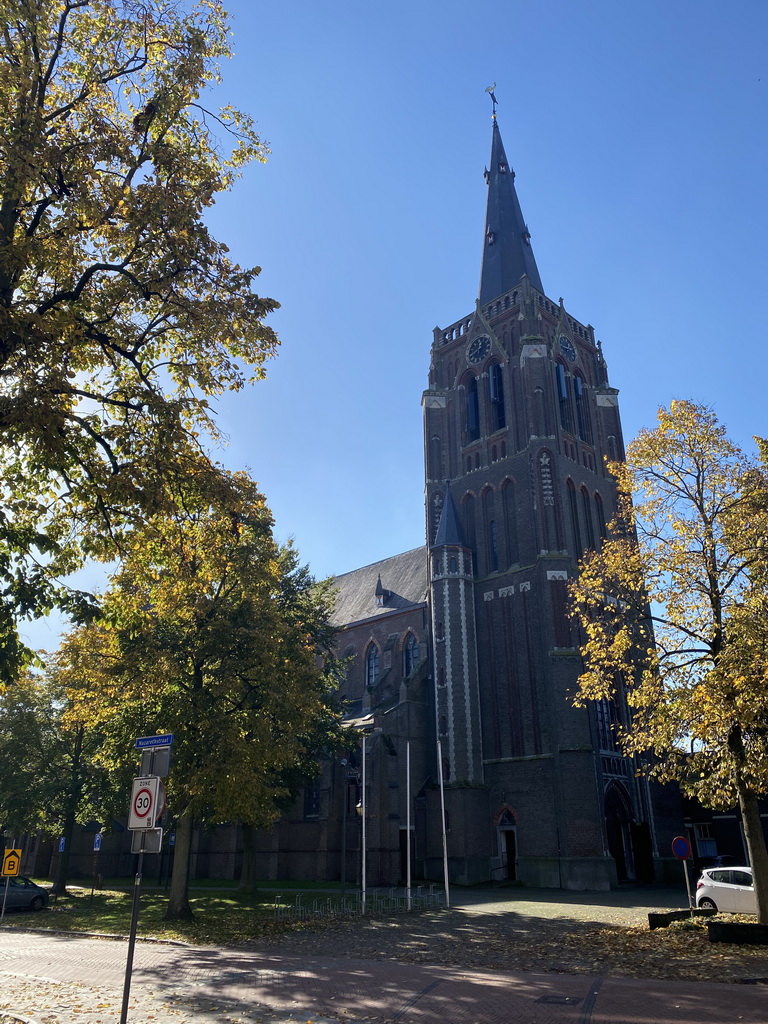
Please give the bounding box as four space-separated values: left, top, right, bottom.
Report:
136 733 174 749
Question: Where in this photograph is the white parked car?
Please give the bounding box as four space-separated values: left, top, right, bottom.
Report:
696 866 756 913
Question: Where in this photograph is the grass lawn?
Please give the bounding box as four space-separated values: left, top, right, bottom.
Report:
2 885 337 946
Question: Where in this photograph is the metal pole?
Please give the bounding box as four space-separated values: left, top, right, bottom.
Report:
0 876 9 925
341 770 348 897
682 857 693 915
437 739 450 907
119 846 145 1024
361 733 367 914
406 740 412 911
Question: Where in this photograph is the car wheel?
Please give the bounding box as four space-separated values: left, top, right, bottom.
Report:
29 895 44 911
698 897 717 911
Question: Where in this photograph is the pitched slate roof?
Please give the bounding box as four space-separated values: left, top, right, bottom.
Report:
330 547 427 627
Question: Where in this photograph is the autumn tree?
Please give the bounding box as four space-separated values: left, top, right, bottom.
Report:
0 0 278 682
0 669 121 893
61 467 343 919
571 401 768 922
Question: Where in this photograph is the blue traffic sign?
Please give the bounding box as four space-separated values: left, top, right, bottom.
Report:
671 835 692 860
58 837 65 852
136 733 174 749
93 834 102 852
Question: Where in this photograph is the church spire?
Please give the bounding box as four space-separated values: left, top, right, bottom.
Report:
478 104 543 304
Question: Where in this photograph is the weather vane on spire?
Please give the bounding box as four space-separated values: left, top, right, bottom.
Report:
485 83 498 118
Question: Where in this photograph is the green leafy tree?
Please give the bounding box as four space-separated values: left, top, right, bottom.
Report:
62 467 343 919
0 0 278 682
0 670 120 893
571 401 768 922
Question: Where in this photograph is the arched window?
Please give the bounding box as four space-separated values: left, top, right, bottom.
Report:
574 375 592 443
482 487 495 574
594 492 607 543
429 435 443 480
567 479 581 555
466 376 480 441
404 634 419 675
556 363 573 433
365 644 380 687
489 363 506 430
463 493 477 573
581 486 595 551
502 479 519 565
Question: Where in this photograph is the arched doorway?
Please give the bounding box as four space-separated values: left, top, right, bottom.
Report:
496 808 518 881
604 783 635 881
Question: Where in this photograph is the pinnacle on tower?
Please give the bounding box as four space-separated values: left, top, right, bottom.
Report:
432 489 464 548
478 116 543 304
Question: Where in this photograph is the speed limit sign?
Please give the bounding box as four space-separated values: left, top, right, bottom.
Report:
128 777 161 830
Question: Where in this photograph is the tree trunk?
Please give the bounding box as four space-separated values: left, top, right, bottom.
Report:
50 809 76 896
238 822 257 894
51 725 85 896
737 782 768 924
164 809 194 921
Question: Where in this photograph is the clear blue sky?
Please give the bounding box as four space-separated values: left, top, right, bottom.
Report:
24 0 768 647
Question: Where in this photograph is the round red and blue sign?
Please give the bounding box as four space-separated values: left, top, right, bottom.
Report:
671 835 692 861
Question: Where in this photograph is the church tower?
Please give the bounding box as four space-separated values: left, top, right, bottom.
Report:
422 105 659 889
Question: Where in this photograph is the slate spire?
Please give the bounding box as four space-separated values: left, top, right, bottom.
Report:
433 489 464 548
478 116 543 304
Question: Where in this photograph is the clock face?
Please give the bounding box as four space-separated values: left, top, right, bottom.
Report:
559 335 576 362
467 336 491 363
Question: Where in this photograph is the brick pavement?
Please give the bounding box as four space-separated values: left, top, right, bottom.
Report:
1 932 767 1024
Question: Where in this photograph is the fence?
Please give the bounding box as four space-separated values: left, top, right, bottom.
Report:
273 884 446 921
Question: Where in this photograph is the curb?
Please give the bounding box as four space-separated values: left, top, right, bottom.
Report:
1 925 193 948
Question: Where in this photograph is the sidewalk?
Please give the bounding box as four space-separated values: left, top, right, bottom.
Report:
1 931 766 1024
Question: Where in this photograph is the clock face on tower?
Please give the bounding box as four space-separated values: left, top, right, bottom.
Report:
467 336 490 363
559 335 576 362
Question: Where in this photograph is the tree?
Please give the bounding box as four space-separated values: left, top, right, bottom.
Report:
570 401 768 922
0 669 120 893
0 0 278 682
61 466 343 919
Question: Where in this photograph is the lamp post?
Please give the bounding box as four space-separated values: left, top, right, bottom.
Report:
354 725 382 914
406 739 412 911
436 738 450 907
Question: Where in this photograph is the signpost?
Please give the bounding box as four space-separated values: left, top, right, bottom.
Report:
120 733 173 1024
128 776 162 830
1 848 22 925
672 835 694 912
2 849 21 876
91 833 103 900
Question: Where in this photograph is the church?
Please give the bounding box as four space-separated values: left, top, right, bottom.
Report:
250 109 683 890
